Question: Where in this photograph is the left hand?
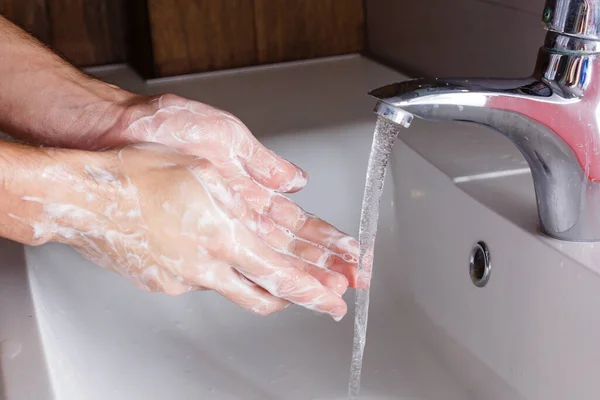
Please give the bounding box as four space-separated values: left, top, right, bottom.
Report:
102 94 359 288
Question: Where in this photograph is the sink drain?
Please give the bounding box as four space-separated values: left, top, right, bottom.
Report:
469 241 491 288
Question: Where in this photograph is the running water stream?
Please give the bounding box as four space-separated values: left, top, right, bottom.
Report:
348 116 401 399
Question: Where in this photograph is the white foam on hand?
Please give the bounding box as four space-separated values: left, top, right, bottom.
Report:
13 141 358 320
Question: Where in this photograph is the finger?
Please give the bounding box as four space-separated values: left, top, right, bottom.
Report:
189 167 351 293
265 195 359 262
218 167 356 260
285 245 356 290
200 171 352 293
229 231 348 320
214 169 359 287
188 162 264 232
121 103 245 168
217 169 358 259
131 264 197 296
215 163 274 213
188 260 290 316
325 256 359 288
187 162 347 319
255 222 355 291
188 108 308 193
238 210 351 295
131 98 309 194
242 144 308 193
284 256 349 296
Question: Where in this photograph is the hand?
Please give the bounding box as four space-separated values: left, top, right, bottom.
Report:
103 94 359 287
0 15 359 316
22 144 351 319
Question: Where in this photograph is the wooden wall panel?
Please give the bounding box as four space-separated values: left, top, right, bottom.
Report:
146 0 257 77
47 0 128 67
0 0 50 43
254 0 365 64
2 0 366 77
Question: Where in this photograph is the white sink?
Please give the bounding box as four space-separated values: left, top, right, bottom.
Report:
2 55 600 400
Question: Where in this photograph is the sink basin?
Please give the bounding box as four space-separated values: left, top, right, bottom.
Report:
2 55 600 400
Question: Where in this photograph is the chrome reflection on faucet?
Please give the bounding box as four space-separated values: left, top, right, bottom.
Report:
370 0 600 242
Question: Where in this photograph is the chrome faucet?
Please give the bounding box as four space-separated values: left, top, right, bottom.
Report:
370 0 600 242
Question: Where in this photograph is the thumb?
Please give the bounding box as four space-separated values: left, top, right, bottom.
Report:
243 144 308 193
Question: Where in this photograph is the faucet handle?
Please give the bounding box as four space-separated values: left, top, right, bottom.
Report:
543 0 600 41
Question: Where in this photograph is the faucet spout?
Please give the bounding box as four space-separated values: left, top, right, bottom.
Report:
370 77 554 123
369 0 600 241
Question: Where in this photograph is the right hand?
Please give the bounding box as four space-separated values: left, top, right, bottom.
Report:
22 144 352 320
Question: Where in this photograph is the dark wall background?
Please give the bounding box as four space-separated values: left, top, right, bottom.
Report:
365 0 546 78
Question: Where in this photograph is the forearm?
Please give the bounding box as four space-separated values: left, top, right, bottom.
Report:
0 140 61 245
0 138 120 247
0 16 136 149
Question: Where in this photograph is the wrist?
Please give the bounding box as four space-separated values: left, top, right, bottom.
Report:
0 143 61 245
37 71 139 150
0 143 119 246
0 16 140 151
0 64 140 150
57 75 141 150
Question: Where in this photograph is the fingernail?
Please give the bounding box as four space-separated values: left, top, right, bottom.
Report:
330 306 346 321
290 161 308 178
279 168 308 192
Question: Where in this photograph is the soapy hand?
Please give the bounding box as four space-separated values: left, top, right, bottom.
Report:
103 94 360 286
0 15 359 317
22 144 353 319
